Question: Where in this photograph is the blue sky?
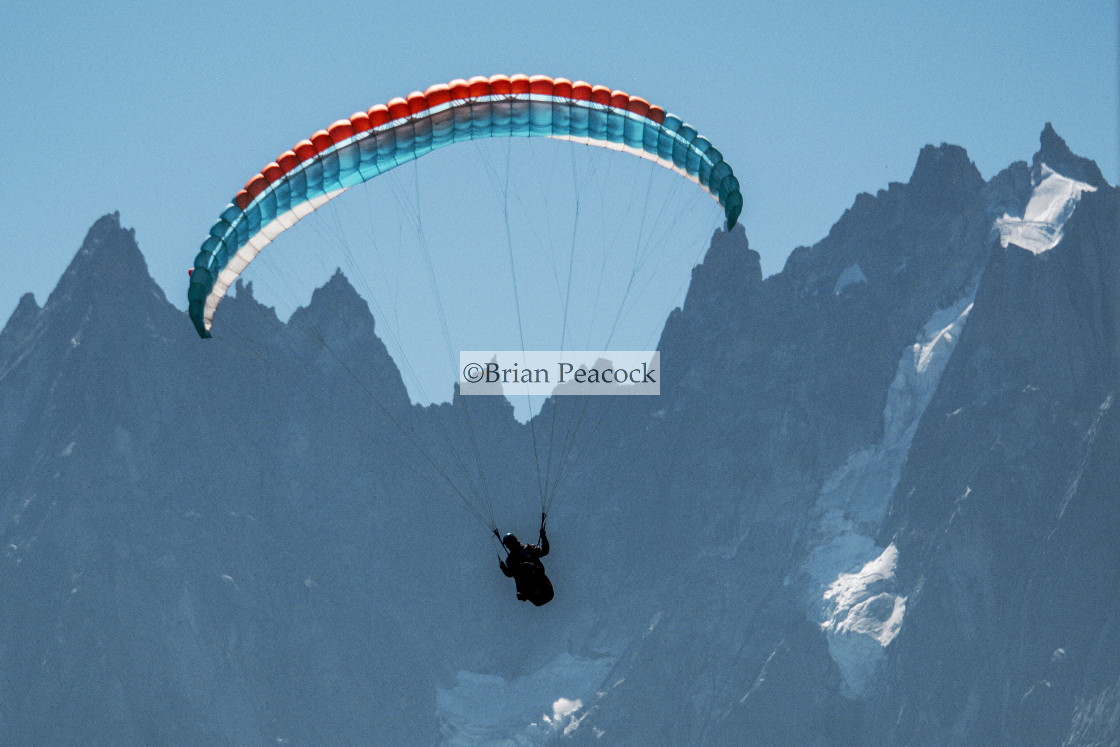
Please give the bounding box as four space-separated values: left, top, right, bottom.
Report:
1 0 1116 394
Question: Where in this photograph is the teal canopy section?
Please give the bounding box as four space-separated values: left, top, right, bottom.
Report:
190 92 741 338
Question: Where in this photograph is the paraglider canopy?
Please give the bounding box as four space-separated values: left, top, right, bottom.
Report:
188 74 742 339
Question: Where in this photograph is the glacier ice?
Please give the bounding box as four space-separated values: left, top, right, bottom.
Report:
436 652 615 745
822 544 906 647
833 263 868 295
803 292 974 696
995 164 1097 254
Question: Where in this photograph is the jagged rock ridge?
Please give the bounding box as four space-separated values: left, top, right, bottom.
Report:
0 127 1116 745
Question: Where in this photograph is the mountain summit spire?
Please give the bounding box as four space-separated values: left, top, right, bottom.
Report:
1035 123 1108 188
907 143 984 212
46 212 167 314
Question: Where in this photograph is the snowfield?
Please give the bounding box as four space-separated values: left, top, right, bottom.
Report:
803 292 974 696
437 653 616 745
996 164 1097 254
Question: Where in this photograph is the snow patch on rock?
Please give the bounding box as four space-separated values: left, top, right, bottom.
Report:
802 292 974 696
834 263 868 295
996 164 1097 254
436 652 615 745
819 544 907 695
824 547 905 643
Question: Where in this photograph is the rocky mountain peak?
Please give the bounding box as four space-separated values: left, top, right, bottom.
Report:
284 269 412 415
1 133 1117 745
2 292 40 335
308 269 372 323
288 268 377 340
682 223 761 313
1034 122 1109 188
38 213 170 338
0 293 42 369
906 143 985 212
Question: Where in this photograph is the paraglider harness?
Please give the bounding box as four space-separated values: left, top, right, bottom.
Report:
495 513 553 606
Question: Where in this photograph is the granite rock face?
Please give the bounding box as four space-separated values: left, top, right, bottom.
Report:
0 127 1115 744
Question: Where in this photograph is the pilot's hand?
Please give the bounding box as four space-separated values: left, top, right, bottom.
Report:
499 560 508 573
